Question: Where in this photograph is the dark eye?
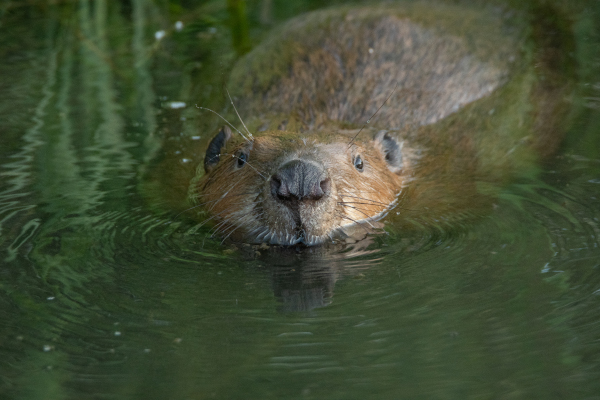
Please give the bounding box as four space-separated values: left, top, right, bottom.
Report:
354 155 364 172
236 152 247 168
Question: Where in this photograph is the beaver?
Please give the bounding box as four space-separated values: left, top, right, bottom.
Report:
145 3 574 246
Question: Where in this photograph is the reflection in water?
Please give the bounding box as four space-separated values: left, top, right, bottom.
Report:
259 240 384 312
271 257 337 312
0 1 600 399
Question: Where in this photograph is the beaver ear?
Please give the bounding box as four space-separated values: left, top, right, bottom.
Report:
374 130 403 174
204 125 233 173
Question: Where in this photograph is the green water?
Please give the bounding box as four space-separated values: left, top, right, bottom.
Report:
1 0 600 399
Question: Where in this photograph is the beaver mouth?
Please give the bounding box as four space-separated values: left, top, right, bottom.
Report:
251 216 332 246
248 205 389 246
246 194 398 246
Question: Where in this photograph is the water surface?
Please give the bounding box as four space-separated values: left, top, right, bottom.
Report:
1 1 600 399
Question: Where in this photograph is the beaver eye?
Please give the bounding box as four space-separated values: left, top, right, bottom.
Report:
236 152 248 168
354 155 364 172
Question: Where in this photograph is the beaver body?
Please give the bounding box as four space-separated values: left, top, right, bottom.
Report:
227 5 518 131
146 3 573 246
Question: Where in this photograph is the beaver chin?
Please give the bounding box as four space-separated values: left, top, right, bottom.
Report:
247 225 377 246
248 227 334 247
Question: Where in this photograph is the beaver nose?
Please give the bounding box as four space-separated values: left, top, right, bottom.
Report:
271 160 331 202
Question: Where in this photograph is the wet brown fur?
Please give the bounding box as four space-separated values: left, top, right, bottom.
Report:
228 5 518 131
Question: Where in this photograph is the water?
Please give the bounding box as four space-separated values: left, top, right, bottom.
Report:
1 1 600 399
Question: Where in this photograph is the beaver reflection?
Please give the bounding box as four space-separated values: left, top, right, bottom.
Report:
256 241 381 312
271 261 336 313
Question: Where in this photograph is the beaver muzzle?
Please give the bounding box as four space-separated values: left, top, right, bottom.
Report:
264 159 334 245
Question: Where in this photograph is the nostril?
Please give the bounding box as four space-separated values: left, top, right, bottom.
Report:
304 176 329 201
271 175 291 200
270 176 281 196
270 175 281 190
319 178 331 197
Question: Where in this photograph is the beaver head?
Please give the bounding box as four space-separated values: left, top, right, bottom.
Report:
189 126 406 246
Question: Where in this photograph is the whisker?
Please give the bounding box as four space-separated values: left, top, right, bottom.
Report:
176 194 251 218
211 218 233 236
338 201 385 207
340 189 393 195
339 194 390 206
336 212 373 233
175 204 204 219
338 200 417 212
190 203 246 230
226 87 253 140
209 206 252 237
220 220 246 244
186 212 224 233
207 175 252 210
192 191 256 200
195 104 251 143
339 203 381 220
194 210 232 230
